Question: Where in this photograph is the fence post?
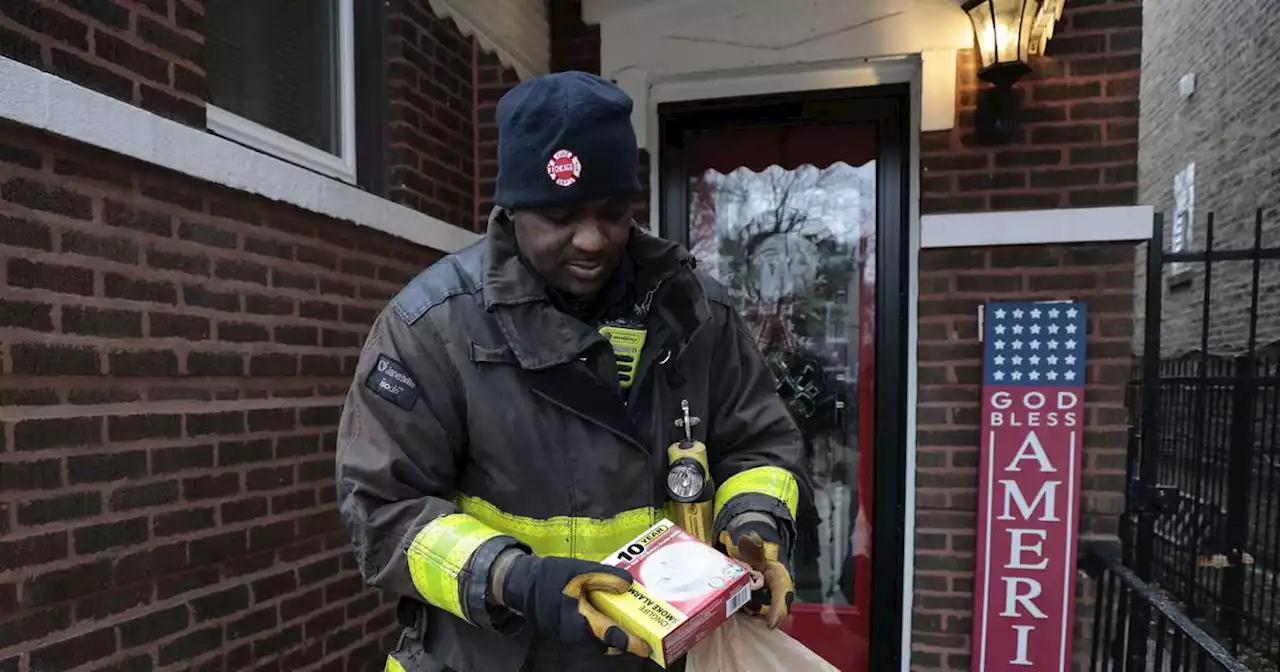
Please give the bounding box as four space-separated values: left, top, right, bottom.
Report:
1217 210 1266 652
1123 212 1166 670
1221 355 1253 651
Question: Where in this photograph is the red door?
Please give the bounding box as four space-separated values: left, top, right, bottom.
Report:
679 120 880 671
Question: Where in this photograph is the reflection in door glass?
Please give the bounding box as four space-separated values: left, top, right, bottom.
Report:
689 162 876 609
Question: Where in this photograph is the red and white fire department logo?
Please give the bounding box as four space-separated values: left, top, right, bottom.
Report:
546 149 581 187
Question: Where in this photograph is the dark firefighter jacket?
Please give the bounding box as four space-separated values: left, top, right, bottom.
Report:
335 209 809 672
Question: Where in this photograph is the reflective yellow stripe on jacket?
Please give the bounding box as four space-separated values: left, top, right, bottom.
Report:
406 514 504 622
456 495 659 561
714 466 801 520
385 655 407 672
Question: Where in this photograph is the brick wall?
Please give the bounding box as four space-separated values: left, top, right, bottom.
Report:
911 244 1134 671
0 121 445 670
921 0 1142 215
474 50 524 230
1135 0 1280 355
0 0 205 129
549 0 599 75
910 2 1142 668
386 1 476 229
384 1 527 233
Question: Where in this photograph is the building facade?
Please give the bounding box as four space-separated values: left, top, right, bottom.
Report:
0 1 1145 671
1136 0 1280 355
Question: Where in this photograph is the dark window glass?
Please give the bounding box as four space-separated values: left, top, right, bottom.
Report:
206 0 341 154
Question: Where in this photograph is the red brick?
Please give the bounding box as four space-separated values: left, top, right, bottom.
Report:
51 47 135 101
179 220 237 249
30 626 117 671
3 1 90 50
159 627 223 666
95 30 169 84
74 517 150 554
148 246 210 275
0 139 43 170
60 0 131 30
137 14 200 64
141 183 203 211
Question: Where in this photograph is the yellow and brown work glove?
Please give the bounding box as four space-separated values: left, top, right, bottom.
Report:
719 519 795 629
500 554 650 658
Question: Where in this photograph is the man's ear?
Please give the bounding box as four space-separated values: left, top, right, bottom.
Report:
507 209 531 237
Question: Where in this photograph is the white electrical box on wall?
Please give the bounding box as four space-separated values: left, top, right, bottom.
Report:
1179 73 1196 99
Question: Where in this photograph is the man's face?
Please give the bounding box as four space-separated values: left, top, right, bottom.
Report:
512 197 634 298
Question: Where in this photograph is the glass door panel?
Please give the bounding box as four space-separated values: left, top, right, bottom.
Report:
683 122 877 671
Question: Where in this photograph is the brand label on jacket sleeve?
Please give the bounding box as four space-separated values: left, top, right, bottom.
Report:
365 354 420 411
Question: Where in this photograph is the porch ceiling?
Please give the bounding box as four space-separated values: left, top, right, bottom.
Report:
582 0 971 58
581 0 973 141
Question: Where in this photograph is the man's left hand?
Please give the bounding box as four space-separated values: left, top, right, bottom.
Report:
719 520 794 629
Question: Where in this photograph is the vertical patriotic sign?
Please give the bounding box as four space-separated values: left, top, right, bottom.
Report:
972 301 1087 671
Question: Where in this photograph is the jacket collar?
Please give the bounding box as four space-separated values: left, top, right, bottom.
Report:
480 207 710 370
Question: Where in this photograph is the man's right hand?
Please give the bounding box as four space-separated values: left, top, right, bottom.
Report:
719 519 795 629
499 553 650 658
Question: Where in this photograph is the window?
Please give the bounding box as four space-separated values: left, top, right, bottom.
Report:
1171 162 1195 278
205 0 356 183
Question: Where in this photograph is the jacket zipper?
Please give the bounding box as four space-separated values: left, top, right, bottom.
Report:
626 258 698 514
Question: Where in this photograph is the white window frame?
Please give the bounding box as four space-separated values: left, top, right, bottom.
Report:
206 0 357 184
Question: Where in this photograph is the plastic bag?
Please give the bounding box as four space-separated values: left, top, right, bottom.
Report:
685 614 841 672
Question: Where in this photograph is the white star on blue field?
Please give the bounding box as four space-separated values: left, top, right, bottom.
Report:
983 302 1088 387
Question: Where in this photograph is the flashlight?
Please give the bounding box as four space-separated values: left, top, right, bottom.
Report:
666 400 714 543
666 461 706 502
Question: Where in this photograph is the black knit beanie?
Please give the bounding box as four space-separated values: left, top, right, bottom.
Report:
493 71 639 210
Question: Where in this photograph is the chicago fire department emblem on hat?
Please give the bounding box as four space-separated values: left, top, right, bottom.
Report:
546 149 581 187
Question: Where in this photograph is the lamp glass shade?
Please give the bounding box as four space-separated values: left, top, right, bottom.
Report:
964 0 1042 70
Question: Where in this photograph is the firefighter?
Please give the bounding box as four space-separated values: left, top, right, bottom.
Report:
336 71 809 672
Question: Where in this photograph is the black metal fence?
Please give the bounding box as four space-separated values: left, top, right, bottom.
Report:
1110 208 1279 671
1084 541 1255 672
1127 354 1280 660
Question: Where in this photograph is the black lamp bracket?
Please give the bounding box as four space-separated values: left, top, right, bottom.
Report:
975 61 1033 144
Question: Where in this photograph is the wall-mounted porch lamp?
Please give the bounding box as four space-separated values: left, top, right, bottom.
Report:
962 0 1064 143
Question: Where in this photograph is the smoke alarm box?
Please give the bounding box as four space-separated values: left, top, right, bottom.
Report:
590 519 754 668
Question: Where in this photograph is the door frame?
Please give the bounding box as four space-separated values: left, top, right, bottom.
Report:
657 84 912 672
